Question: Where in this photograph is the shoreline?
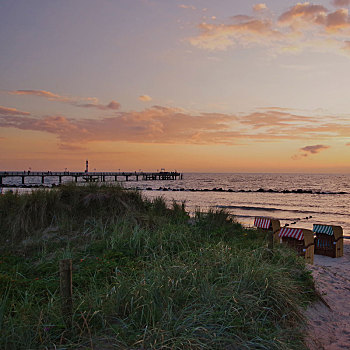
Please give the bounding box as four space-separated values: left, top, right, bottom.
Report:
306 241 350 349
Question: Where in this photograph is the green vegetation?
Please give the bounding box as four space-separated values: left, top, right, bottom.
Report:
0 184 316 349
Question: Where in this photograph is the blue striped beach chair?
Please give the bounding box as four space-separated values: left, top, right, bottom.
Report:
278 227 314 264
313 224 343 258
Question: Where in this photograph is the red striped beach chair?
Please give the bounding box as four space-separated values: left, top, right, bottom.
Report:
254 217 281 248
278 227 314 264
313 224 343 258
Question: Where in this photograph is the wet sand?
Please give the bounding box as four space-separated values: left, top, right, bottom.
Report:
306 241 350 350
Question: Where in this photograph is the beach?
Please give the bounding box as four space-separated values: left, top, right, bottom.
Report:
306 240 350 350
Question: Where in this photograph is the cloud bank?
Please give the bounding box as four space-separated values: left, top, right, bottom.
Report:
1 103 349 151
188 2 350 56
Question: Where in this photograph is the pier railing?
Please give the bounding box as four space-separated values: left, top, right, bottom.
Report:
0 171 183 185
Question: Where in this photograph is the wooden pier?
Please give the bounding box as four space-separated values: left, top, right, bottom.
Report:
0 170 183 186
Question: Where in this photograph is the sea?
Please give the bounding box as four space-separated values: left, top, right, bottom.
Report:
2 173 350 235
123 173 350 236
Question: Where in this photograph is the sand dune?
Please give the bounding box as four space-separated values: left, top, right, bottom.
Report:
306 241 350 350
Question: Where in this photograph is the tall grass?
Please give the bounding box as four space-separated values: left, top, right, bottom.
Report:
0 183 316 349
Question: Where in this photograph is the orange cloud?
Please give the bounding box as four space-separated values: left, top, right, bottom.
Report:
138 95 152 102
253 3 267 12
188 2 350 56
0 106 237 145
332 0 350 7
240 110 314 129
0 104 348 148
324 9 350 32
0 105 30 116
278 5 350 32
188 19 282 50
278 3 328 24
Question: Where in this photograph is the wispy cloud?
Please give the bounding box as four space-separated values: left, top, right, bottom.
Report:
188 2 350 56
292 144 330 159
179 4 196 10
139 95 152 102
0 105 30 116
9 89 95 103
57 143 87 151
8 89 121 110
76 100 121 110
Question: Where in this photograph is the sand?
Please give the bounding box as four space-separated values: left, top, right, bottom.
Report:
306 241 350 350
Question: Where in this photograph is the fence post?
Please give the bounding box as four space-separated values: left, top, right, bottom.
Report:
60 259 73 328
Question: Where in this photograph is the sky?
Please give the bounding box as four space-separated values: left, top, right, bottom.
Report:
1 0 350 173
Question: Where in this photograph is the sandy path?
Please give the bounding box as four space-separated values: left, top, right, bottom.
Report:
306 241 350 350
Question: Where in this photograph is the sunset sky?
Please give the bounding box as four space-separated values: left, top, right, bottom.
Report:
1 0 350 173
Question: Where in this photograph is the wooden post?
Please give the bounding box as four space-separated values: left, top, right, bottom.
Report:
60 259 73 328
268 232 274 249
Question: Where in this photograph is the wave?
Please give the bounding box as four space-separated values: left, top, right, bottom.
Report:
217 205 282 212
232 213 311 221
215 204 349 217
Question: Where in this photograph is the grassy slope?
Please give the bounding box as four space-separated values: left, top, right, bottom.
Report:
0 184 316 349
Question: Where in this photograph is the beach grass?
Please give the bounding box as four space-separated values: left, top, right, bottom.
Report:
0 183 316 349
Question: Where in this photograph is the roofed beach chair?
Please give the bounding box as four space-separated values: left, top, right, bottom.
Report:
313 224 343 258
278 227 314 264
254 217 281 248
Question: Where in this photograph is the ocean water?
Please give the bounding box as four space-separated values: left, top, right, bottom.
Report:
125 173 350 235
2 173 350 235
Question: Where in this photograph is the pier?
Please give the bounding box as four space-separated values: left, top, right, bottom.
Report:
0 170 183 186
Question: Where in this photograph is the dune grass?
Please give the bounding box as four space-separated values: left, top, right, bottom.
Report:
0 183 316 349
